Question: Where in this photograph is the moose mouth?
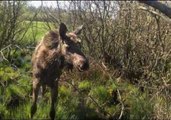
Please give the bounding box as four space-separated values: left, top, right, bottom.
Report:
77 67 84 72
77 62 89 72
65 63 84 72
65 60 89 72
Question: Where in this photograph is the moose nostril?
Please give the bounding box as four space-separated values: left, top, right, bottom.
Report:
81 61 89 70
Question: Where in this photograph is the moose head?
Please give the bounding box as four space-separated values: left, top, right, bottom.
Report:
59 23 89 71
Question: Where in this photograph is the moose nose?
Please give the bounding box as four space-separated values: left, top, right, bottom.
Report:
80 60 89 71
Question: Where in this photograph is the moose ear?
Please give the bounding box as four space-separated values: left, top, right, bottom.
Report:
73 25 84 35
59 23 68 38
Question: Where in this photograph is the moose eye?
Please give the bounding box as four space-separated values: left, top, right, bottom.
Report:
77 43 81 49
66 45 70 50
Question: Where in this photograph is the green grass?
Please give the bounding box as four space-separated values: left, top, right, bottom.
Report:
26 21 48 40
0 57 157 119
19 21 54 45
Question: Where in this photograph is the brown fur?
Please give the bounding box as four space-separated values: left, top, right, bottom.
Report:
32 30 62 86
31 23 89 120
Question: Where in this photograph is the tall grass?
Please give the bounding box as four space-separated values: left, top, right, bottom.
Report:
0 49 156 119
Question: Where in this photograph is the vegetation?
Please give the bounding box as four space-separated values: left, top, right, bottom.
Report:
0 1 171 119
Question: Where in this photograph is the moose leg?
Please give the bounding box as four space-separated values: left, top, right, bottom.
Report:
50 82 58 120
31 79 40 118
42 85 47 97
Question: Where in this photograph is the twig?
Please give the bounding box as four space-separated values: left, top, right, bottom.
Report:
1 44 12 51
138 6 171 22
14 44 23 51
117 89 124 120
0 51 9 62
139 1 171 19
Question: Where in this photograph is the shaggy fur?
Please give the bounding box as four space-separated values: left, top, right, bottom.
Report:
31 23 89 120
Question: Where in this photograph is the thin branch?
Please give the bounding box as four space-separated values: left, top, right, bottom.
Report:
138 6 171 22
139 1 171 19
117 89 124 120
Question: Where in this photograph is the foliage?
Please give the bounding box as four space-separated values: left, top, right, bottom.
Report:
0 1 171 120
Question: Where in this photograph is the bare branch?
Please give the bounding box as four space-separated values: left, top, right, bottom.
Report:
138 6 171 22
139 1 171 19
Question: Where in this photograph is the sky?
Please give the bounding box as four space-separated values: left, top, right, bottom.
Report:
28 1 68 8
28 1 171 8
28 1 57 8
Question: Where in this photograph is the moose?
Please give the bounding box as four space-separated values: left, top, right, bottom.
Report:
30 23 89 120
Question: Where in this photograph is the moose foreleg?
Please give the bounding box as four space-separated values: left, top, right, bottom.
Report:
50 82 58 120
31 79 40 119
